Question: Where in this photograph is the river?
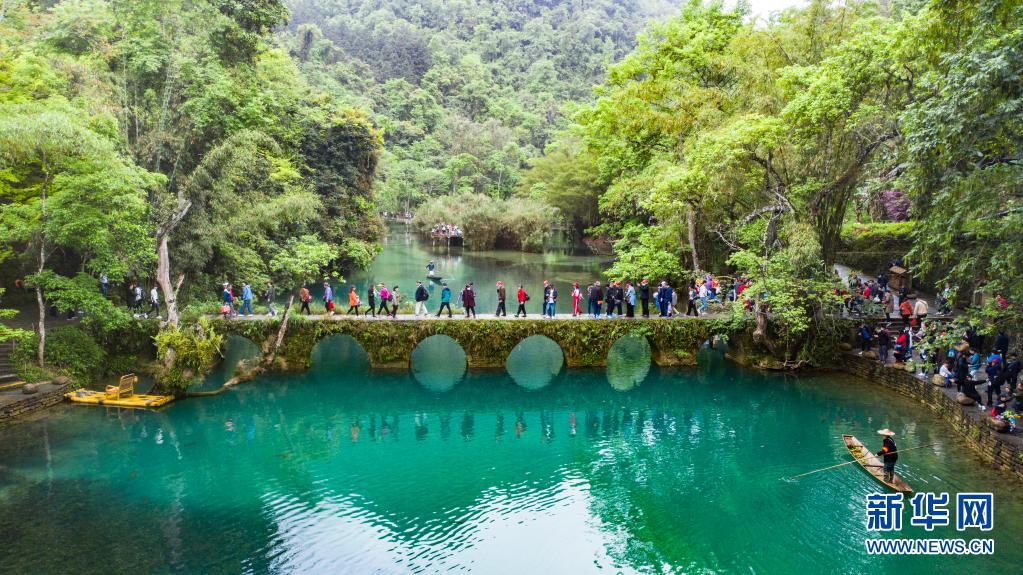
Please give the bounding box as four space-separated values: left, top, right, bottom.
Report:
339 224 614 314
1 337 1022 574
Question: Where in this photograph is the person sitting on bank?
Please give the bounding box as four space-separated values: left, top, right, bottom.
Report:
875 429 898 483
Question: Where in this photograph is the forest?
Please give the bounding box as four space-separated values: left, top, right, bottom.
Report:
1 0 1021 381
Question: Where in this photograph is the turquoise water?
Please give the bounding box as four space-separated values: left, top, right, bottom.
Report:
1 341 1022 574
339 224 613 313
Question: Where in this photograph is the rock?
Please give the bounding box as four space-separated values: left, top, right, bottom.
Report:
22 383 39 395
52 375 71 386
986 417 1009 433
956 393 975 406
839 342 853 351
931 374 946 387
863 350 878 360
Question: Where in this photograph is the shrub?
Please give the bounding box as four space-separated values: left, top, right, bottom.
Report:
412 193 557 252
154 319 225 390
26 327 106 382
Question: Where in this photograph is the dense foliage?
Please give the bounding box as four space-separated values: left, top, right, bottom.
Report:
0 0 384 364
529 0 1023 357
283 0 678 212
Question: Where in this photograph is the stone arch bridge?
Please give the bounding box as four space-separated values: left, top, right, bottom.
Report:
215 317 732 371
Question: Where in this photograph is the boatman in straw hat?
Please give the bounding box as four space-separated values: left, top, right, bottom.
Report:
875 429 899 483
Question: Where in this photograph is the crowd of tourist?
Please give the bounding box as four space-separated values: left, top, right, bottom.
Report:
859 317 1020 425
214 271 746 321
429 223 462 238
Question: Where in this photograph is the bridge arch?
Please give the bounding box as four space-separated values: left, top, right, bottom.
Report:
196 334 262 391
606 334 652 391
411 335 467 392
311 334 370 373
506 335 564 390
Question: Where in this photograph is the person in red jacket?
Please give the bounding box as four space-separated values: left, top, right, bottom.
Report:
515 285 528 317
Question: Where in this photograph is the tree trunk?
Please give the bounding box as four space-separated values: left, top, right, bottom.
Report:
266 295 294 366
35 283 45 366
686 204 701 272
35 174 48 366
156 232 179 327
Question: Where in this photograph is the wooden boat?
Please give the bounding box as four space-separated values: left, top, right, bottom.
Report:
427 275 444 283
843 434 913 493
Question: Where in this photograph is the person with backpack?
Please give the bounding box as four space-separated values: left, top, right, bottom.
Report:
389 286 400 318
496 281 507 317
377 283 391 316
414 280 429 317
657 282 672 318
686 284 699 317
541 280 551 315
347 286 361 315
299 284 312 315
858 323 872 354
461 284 476 318
436 282 453 318
263 281 276 316
515 285 528 317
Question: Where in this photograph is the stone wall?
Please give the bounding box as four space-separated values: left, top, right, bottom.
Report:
840 354 1023 481
216 316 734 370
0 382 70 429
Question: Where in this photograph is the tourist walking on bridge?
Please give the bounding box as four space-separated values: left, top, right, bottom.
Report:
545 284 557 318
365 283 376 317
437 282 453 318
625 281 636 318
541 280 551 315
414 281 429 317
588 281 603 318
389 286 401 318
461 284 476 318
348 286 361 315
571 282 581 317
515 285 527 317
264 281 276 316
496 281 507 317
299 284 311 315
657 282 672 318
322 281 334 315
639 279 650 317
377 284 390 316
240 282 254 316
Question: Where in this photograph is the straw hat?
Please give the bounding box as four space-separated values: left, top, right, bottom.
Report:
877 429 896 437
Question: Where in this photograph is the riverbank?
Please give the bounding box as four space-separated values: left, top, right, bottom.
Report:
841 353 1023 481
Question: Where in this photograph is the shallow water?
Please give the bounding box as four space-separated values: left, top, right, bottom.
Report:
1 344 1021 574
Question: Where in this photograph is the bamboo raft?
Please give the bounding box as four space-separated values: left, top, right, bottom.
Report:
843 434 913 493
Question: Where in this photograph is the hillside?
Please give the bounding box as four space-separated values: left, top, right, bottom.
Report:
282 0 679 211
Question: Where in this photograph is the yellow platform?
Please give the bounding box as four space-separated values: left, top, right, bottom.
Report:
65 389 175 409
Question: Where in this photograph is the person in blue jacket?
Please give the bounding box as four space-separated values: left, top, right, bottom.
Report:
435 282 453 318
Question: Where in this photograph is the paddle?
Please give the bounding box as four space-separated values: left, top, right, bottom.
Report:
786 442 941 480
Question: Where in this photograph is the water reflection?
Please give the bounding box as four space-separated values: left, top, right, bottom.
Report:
606 335 651 391
1 367 1022 574
411 335 467 392
506 336 563 390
